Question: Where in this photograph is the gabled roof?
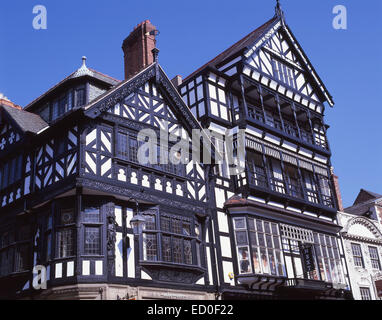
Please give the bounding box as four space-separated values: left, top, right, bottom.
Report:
183 12 334 106
25 57 120 111
353 189 382 206
0 104 48 134
85 62 219 161
343 189 382 219
86 63 203 133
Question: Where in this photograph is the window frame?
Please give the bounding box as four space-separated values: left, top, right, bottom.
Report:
360 287 372 300
82 205 103 257
141 210 203 267
232 216 286 277
55 208 76 259
368 246 381 270
115 128 186 177
351 243 364 268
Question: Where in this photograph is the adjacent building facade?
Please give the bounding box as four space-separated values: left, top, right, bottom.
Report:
338 189 382 300
0 4 353 300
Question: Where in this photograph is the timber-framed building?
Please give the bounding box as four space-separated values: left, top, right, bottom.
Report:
0 3 352 300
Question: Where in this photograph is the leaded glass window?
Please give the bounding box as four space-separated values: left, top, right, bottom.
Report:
142 212 200 266
84 227 101 255
57 228 74 258
84 207 100 223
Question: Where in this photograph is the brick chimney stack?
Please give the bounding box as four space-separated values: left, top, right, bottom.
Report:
122 20 158 80
330 167 344 211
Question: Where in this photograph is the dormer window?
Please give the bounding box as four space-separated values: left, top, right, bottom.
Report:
51 85 85 121
272 58 296 89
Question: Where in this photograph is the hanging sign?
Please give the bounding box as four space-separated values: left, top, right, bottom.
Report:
300 243 316 273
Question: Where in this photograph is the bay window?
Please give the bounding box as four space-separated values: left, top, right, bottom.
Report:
233 217 286 277
141 211 202 266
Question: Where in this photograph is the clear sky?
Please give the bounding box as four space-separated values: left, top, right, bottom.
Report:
0 0 381 207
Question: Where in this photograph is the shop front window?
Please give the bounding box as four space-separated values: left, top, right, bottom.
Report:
233 217 285 277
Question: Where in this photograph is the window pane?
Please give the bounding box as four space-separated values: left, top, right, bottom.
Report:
266 234 273 248
61 209 74 225
143 233 157 261
248 218 255 231
57 228 74 258
260 248 269 274
238 247 251 274
249 231 257 246
275 251 285 276
252 246 261 274
161 216 171 233
173 237 182 263
182 222 191 236
84 227 100 255
360 287 372 300
172 219 182 235
162 235 171 262
273 236 280 249
258 232 267 247
271 223 279 235
236 231 248 245
144 215 156 231
264 222 271 234
84 207 100 223
234 218 246 229
256 220 263 232
184 240 192 265
15 244 29 272
117 133 128 160
129 138 138 163
268 249 277 275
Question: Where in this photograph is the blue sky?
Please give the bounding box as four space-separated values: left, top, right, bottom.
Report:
0 0 381 207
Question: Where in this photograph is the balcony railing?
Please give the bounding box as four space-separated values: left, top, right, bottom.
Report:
246 170 334 209
269 177 286 194
245 104 328 151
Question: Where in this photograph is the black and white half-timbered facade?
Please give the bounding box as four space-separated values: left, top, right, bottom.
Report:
178 3 352 300
0 4 352 300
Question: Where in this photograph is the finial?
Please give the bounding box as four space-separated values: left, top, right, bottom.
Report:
275 0 285 22
82 56 87 67
152 48 160 63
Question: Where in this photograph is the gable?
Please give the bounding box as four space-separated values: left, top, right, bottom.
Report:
344 217 382 241
243 21 334 107
354 189 382 205
108 80 182 137
86 63 217 161
348 224 377 239
82 63 220 204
